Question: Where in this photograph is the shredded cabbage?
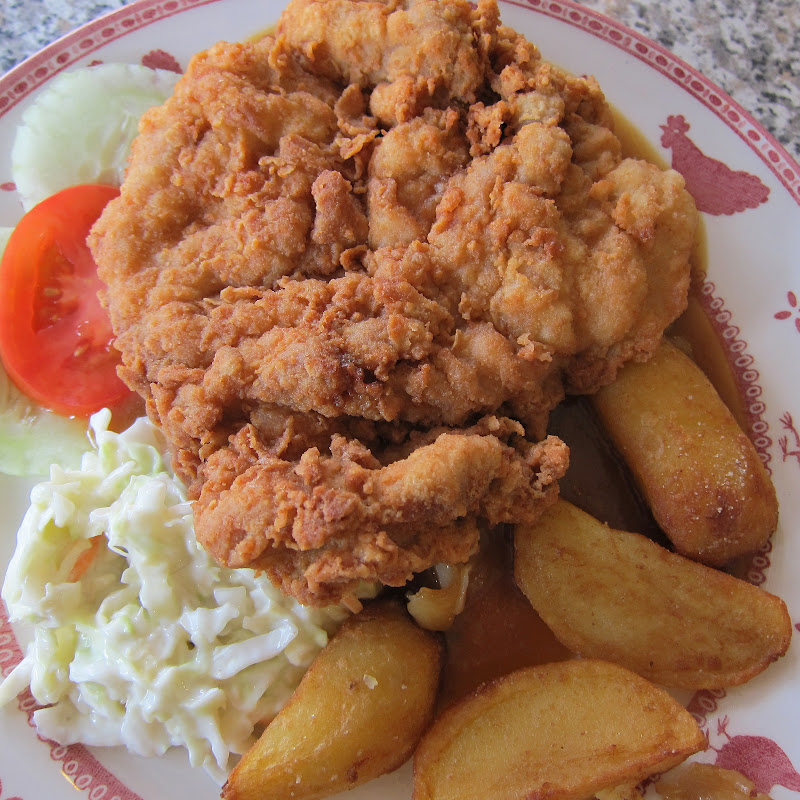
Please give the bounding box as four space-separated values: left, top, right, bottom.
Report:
0 410 350 782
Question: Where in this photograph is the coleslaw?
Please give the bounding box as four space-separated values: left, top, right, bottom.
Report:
0 410 351 783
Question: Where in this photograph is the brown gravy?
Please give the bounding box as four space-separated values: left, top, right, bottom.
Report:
439 529 571 708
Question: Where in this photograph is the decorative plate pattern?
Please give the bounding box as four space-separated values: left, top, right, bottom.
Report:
0 1 798 798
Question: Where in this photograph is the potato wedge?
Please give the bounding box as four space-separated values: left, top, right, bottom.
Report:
514 500 791 689
223 600 442 800
413 659 705 800
591 338 778 565
656 762 774 800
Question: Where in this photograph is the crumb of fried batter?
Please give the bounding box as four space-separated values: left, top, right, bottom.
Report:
89 0 697 605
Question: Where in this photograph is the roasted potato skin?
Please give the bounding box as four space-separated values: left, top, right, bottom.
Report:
223 599 442 800
413 659 705 800
592 338 778 566
514 500 792 689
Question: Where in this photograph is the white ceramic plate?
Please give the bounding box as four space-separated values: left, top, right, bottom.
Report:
0 1 798 798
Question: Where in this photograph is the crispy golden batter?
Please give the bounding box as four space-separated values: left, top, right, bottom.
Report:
89 0 697 605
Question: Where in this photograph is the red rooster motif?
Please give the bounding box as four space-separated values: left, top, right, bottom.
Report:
660 114 770 215
141 49 183 74
0 778 22 800
709 716 800 794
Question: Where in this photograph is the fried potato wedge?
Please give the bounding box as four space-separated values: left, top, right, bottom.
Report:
412 659 705 800
592 338 778 566
656 762 775 800
223 600 442 800
514 500 791 689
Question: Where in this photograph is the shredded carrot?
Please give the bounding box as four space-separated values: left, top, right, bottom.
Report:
67 535 105 582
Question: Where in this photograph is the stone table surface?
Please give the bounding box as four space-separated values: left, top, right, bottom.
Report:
1 0 798 164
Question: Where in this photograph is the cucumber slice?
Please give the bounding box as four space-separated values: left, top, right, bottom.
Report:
12 63 180 211
0 227 92 476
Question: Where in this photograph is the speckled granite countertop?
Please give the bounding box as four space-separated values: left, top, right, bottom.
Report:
1 0 798 164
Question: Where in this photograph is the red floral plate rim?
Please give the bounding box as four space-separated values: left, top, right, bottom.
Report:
1 0 798 205
0 1 798 799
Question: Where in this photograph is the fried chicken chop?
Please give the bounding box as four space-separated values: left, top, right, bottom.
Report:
89 0 697 606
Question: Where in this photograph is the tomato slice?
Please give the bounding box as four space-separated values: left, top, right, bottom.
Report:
0 184 132 417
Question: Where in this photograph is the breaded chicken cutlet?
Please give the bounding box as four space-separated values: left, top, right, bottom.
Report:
89 0 697 606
